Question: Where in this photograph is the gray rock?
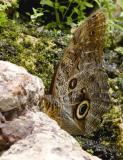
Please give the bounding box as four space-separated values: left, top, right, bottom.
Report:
0 61 44 113
0 111 101 160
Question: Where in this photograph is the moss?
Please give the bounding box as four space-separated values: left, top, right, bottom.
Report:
0 18 70 90
0 11 8 30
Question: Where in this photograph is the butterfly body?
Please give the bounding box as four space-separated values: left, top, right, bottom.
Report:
41 10 110 135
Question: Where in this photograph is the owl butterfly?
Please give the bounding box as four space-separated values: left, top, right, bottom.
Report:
41 10 110 135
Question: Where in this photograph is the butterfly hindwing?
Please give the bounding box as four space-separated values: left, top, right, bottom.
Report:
48 10 110 135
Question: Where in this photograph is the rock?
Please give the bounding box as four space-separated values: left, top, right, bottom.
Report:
0 111 101 160
0 61 44 119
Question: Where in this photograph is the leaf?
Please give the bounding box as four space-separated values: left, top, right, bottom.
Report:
120 11 123 17
94 0 101 6
54 2 60 9
31 8 43 21
115 47 123 55
84 2 93 8
59 6 67 12
116 15 123 21
117 0 123 10
40 0 54 7
66 16 73 25
59 6 67 14
74 7 79 14
69 0 74 2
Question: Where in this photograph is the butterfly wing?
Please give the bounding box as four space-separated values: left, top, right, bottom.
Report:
50 11 110 135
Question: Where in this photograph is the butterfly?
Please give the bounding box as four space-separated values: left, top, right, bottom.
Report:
41 10 110 135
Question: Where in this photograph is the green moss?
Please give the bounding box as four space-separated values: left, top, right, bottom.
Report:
0 11 8 30
0 18 70 90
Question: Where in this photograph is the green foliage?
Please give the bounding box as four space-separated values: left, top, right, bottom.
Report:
0 1 19 30
0 11 8 29
30 0 93 29
117 0 123 10
28 0 123 43
0 4 9 29
0 1 19 21
30 8 43 23
95 0 123 47
0 2 11 11
115 47 123 56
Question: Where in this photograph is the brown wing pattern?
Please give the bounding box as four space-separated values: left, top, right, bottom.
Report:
48 10 110 135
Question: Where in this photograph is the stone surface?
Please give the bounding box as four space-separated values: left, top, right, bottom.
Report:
0 111 101 160
0 60 44 114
